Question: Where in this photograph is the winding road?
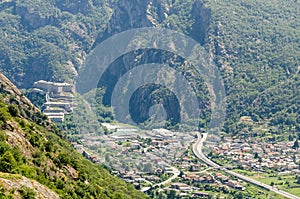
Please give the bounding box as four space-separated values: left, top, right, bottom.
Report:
192 133 300 199
140 166 180 192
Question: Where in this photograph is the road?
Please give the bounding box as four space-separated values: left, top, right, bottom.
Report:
155 166 180 187
192 133 300 199
141 166 180 192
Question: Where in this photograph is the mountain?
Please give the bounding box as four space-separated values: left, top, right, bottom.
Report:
0 0 299 198
0 0 299 135
0 72 147 198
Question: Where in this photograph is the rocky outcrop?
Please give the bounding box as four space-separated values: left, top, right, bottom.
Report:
55 0 93 14
0 173 60 199
189 1 211 45
0 72 50 156
94 0 168 46
14 5 58 30
0 72 38 112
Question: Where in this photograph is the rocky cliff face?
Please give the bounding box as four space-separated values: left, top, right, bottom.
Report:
0 72 39 113
94 0 169 45
0 0 211 88
189 1 211 45
94 0 211 46
88 0 212 128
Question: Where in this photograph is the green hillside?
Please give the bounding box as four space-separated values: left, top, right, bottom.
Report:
0 0 299 137
0 73 147 198
205 0 300 134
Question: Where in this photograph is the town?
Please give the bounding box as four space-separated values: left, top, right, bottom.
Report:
30 82 300 198
67 122 300 198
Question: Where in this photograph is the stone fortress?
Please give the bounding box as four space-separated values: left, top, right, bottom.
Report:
31 80 76 122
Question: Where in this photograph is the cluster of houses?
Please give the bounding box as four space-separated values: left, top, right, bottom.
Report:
68 124 300 199
157 155 245 197
212 137 300 171
69 125 250 197
93 125 196 170
175 155 245 190
167 183 210 198
30 80 76 122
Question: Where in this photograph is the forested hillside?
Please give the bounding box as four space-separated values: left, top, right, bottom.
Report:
205 0 300 135
0 0 113 87
0 0 299 136
0 72 147 198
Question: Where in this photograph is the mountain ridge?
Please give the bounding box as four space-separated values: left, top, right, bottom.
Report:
0 0 299 148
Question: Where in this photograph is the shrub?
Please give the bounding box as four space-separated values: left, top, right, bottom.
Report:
0 104 10 123
29 135 41 147
0 142 11 155
18 186 36 199
8 105 18 117
0 131 7 142
0 151 17 173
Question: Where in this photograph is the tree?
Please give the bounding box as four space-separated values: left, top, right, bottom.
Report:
292 140 299 149
285 181 290 187
167 190 176 199
234 192 244 199
270 182 275 186
44 141 54 152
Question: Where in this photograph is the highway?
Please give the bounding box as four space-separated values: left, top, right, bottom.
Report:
192 133 300 199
